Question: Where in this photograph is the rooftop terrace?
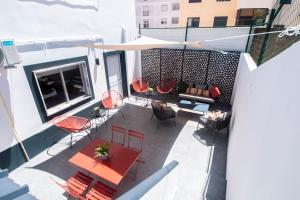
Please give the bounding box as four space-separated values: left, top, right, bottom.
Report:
7 99 228 200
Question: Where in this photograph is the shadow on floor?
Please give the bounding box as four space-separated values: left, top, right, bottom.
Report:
193 127 228 200
29 102 190 197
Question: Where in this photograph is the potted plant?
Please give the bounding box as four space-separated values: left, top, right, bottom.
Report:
95 143 110 160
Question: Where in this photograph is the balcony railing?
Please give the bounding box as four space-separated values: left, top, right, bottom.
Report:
248 0 300 65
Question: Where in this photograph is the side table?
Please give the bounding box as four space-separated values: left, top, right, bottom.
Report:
90 107 108 132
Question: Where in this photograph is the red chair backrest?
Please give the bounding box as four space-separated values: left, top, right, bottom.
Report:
51 115 90 132
85 181 116 200
102 90 123 109
132 78 149 93
127 129 144 152
111 125 126 146
157 79 175 94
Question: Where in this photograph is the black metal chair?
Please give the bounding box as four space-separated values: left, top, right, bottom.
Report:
197 111 231 141
151 102 176 129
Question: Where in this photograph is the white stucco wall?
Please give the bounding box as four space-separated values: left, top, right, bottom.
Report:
0 0 138 152
227 41 300 200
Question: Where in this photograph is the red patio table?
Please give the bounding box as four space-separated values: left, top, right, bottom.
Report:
68 138 141 186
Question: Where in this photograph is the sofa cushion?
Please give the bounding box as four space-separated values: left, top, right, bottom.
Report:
190 88 197 95
185 87 191 94
210 86 221 98
197 88 203 96
203 90 210 97
179 93 215 104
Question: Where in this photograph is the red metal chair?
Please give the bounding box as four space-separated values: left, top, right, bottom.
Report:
132 78 149 94
102 90 125 119
156 79 175 94
156 79 175 104
127 129 144 153
51 115 92 149
52 171 94 200
111 125 126 146
132 78 150 106
77 181 116 200
127 129 145 178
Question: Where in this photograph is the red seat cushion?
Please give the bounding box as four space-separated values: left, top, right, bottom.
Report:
209 86 221 98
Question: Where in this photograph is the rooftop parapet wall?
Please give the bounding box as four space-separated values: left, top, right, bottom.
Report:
141 27 251 52
227 41 300 200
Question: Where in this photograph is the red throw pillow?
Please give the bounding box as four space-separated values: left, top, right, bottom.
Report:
210 86 221 98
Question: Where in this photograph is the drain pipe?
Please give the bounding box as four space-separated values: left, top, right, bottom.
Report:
117 160 179 200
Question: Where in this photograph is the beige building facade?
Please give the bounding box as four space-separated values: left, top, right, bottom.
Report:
179 0 238 27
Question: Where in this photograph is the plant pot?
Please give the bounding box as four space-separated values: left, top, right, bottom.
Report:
100 154 109 160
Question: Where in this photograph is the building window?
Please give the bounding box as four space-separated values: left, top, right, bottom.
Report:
189 0 201 3
187 17 200 27
143 19 149 28
161 18 167 25
172 3 180 10
172 17 179 24
236 8 269 26
33 61 92 116
143 6 150 16
161 5 168 11
213 16 228 27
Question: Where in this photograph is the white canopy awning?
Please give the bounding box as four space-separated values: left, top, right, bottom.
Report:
85 36 202 50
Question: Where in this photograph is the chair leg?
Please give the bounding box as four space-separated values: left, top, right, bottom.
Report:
137 158 145 164
86 130 93 141
100 116 108 127
133 162 140 180
104 111 109 127
120 108 125 120
70 133 73 149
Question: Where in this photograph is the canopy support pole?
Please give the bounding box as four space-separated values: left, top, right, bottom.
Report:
0 93 30 162
180 20 189 81
159 49 162 85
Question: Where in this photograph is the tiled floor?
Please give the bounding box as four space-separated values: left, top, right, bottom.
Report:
9 98 228 200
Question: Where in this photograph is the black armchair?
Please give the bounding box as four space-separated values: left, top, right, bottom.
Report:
151 102 176 129
197 111 231 133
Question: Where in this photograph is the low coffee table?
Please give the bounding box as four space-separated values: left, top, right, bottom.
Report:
179 100 210 114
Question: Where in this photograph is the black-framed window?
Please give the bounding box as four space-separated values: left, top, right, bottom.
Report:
24 57 94 122
143 19 149 28
187 17 200 27
161 4 168 12
143 6 150 16
33 62 92 116
189 0 201 3
172 3 180 10
172 17 179 24
236 8 269 26
161 18 168 25
213 16 228 27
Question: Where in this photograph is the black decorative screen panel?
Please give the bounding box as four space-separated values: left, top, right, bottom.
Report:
182 50 209 84
141 48 240 104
